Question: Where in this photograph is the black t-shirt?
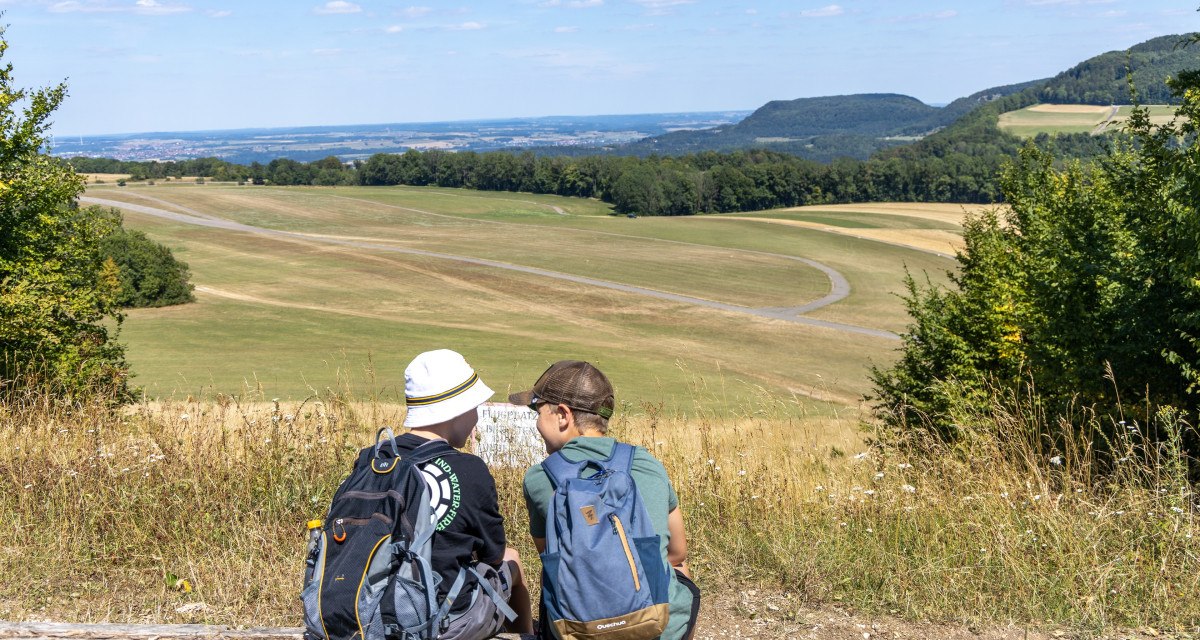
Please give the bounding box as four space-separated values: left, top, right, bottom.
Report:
393 433 507 604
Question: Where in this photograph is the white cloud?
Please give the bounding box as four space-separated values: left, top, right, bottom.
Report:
886 9 957 23
555 25 578 32
399 6 432 18
798 4 843 18
447 21 485 30
385 24 404 33
313 1 361 15
630 0 691 13
49 0 191 14
313 48 342 56
206 9 231 17
541 0 604 7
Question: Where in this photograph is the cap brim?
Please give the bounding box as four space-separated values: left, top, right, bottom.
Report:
508 389 535 405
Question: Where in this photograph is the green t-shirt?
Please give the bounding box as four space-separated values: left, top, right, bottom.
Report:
523 436 693 640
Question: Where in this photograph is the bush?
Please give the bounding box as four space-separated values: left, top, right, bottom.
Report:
98 211 195 308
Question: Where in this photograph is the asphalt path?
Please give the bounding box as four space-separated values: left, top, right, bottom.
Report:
82 195 897 340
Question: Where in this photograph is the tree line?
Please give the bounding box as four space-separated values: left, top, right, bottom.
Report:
69 130 1108 215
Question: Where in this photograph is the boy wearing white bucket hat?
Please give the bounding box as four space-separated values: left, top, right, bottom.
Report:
396 349 534 639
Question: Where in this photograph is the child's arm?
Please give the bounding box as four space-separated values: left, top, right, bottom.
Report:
667 507 690 578
533 537 546 554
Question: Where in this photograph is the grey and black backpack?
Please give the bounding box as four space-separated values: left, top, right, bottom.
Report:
301 429 499 640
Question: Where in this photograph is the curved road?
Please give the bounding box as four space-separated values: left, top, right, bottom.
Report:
82 195 897 340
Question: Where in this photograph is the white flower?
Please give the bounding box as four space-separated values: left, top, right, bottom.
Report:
863 489 876 496
897 463 912 470
1033 494 1042 501
901 484 916 493
1171 507 1185 514
23 484 32 489
180 413 189 421
874 472 885 480
751 495 759 500
738 470 747 476
815 485 825 492
707 459 715 465
853 452 868 460
1049 456 1063 466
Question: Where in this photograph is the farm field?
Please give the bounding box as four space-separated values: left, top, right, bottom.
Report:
85 183 959 413
997 103 1178 137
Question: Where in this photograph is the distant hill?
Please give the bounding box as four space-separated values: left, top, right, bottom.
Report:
624 83 1037 161
1035 35 1200 105
620 35 1200 162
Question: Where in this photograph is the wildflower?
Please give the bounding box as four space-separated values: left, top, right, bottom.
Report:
1000 492 1009 498
853 452 868 460
751 495 759 500
901 484 916 493
1033 495 1042 501
1049 456 1063 466
714 465 721 471
180 413 189 421
284 414 295 422
707 459 715 465
815 485 825 492
897 463 912 470
264 437 272 444
738 470 747 476
121 468 130 473
839 522 848 527
865 528 873 533
863 490 875 496
23 484 32 489
1172 507 1185 514
66 470 78 477
1118 457 1130 463
874 472 884 480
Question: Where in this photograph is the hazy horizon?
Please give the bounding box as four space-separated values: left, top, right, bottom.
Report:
6 0 1197 137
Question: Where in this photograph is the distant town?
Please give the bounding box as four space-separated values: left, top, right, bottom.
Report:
49 111 750 164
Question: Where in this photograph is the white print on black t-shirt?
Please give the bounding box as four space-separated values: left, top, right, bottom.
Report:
419 458 462 531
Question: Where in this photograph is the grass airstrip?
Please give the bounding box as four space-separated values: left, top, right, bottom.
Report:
85 182 971 414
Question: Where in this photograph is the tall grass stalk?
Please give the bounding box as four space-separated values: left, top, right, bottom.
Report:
1 383 1196 631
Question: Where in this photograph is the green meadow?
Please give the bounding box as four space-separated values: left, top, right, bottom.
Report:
91 183 957 412
998 103 1179 137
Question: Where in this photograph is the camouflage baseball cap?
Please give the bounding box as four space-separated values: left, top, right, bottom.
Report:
508 360 615 419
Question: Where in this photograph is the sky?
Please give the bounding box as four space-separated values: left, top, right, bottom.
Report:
3 0 1197 136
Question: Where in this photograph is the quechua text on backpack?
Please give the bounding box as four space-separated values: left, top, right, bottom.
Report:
540 442 671 640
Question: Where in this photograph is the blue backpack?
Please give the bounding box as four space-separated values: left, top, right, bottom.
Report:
301 429 514 640
540 442 671 640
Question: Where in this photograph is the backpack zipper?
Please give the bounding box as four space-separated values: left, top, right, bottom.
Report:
609 514 641 592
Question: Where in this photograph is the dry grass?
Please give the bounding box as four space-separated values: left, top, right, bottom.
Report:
2 385 1197 633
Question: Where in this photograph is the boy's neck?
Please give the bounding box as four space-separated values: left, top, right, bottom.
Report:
408 426 449 442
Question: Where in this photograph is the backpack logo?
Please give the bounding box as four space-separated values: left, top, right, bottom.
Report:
541 443 671 640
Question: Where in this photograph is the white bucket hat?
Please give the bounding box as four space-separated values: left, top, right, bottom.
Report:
403 349 494 428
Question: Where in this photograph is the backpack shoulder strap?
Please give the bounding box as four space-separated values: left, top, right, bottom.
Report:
403 438 456 467
541 451 583 490
607 441 636 475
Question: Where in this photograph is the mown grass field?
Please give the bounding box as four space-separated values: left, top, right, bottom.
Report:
997 103 1178 138
89 183 959 412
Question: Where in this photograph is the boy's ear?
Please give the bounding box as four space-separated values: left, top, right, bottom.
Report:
556 403 572 431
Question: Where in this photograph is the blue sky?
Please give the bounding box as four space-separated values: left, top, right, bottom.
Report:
3 0 1196 136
